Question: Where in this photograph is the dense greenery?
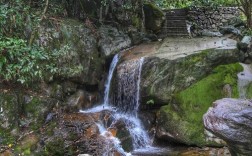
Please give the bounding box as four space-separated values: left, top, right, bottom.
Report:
0 0 68 85
0 0 251 85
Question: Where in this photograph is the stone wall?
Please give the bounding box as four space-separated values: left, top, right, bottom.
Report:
188 7 240 34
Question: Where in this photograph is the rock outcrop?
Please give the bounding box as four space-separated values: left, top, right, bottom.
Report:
115 36 242 146
141 37 240 105
98 26 131 57
204 98 252 156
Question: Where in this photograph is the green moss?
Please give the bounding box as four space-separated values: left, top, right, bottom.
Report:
162 63 243 146
0 128 15 145
132 15 141 29
45 138 65 155
45 121 57 136
25 98 45 130
179 50 208 67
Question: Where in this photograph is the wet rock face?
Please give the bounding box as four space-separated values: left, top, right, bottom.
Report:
66 90 100 111
98 26 131 57
203 98 252 156
33 111 120 155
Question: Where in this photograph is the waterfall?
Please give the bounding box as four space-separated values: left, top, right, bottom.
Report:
80 54 150 154
112 57 150 149
113 58 144 116
237 63 252 99
104 54 119 105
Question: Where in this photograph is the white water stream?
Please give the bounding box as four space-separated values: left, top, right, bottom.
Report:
80 53 150 155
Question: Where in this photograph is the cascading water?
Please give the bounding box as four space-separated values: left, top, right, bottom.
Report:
80 53 150 155
111 58 150 149
237 63 252 99
104 54 119 105
80 54 119 113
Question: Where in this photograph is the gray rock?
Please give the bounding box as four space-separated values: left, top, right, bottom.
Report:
66 90 99 111
201 29 223 37
204 98 252 156
98 25 131 57
219 26 241 36
237 36 252 52
227 17 245 27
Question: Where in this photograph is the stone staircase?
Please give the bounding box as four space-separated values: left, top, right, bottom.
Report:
159 9 189 37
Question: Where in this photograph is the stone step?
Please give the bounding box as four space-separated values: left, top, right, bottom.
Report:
165 33 189 36
166 16 187 20
164 22 187 27
164 27 188 30
162 9 189 37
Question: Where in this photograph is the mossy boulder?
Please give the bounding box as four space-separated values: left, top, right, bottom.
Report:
0 91 57 146
141 48 240 106
156 63 243 146
143 3 164 32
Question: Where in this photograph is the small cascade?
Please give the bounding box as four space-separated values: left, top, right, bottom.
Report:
104 54 119 105
237 63 252 99
80 54 150 155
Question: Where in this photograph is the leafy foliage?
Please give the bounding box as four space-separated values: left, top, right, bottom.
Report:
0 37 82 85
0 0 31 37
0 38 46 84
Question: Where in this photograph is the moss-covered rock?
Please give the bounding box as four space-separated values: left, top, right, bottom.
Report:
37 19 105 85
141 48 240 106
143 3 164 32
156 63 243 146
0 90 57 147
14 134 39 155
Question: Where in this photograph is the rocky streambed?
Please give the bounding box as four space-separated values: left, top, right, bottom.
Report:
0 18 251 155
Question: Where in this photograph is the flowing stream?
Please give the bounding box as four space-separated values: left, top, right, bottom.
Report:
237 63 252 99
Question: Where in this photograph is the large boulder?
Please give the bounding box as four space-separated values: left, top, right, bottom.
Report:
141 48 241 105
37 19 105 85
204 98 252 156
